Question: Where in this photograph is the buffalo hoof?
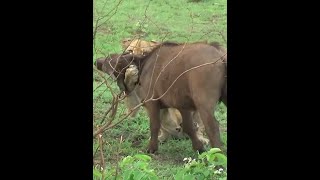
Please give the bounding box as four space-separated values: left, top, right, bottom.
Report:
146 148 158 154
146 144 158 154
197 148 206 154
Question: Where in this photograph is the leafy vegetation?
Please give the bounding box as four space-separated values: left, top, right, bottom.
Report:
93 148 227 180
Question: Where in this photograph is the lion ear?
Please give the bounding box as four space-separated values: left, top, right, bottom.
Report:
150 40 160 45
121 38 132 48
122 38 131 43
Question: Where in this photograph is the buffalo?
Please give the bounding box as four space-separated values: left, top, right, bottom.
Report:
95 41 227 153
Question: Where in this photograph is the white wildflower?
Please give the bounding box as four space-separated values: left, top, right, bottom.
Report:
183 157 192 163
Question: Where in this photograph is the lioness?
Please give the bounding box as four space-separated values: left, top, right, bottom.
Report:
121 38 160 56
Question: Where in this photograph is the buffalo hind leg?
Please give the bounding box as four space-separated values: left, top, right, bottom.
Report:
179 109 205 153
221 81 227 107
195 93 223 150
145 102 161 154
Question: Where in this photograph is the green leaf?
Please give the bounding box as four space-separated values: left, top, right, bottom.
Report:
206 153 215 163
214 153 227 167
134 154 152 162
132 170 145 180
120 156 134 168
208 148 222 154
122 170 134 180
184 174 196 180
133 161 148 170
93 169 102 179
198 151 208 159
203 170 210 177
173 171 185 180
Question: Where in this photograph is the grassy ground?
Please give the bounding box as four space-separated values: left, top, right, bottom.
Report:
93 0 227 179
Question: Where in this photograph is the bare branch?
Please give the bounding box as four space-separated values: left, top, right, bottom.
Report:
94 0 124 36
93 101 144 138
151 43 188 98
93 65 116 98
218 31 227 44
114 136 123 179
98 134 105 174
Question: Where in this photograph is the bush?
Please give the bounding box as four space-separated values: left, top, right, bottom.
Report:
93 154 158 180
174 148 227 180
93 148 227 180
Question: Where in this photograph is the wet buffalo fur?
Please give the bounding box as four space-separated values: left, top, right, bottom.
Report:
124 64 210 145
95 41 227 154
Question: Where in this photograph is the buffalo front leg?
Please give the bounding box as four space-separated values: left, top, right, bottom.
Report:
179 109 205 153
145 102 161 154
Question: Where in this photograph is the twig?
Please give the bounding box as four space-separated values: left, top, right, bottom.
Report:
93 143 100 160
98 134 106 176
151 42 188 98
93 65 116 98
110 94 120 119
187 7 195 33
114 135 123 180
93 0 124 52
93 102 144 138
100 96 116 125
218 31 227 44
93 82 106 92
94 0 124 39
93 87 108 109
99 92 127 125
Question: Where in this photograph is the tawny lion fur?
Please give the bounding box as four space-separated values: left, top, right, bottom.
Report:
121 38 160 56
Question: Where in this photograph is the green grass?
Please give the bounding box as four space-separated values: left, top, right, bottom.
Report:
93 0 227 179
